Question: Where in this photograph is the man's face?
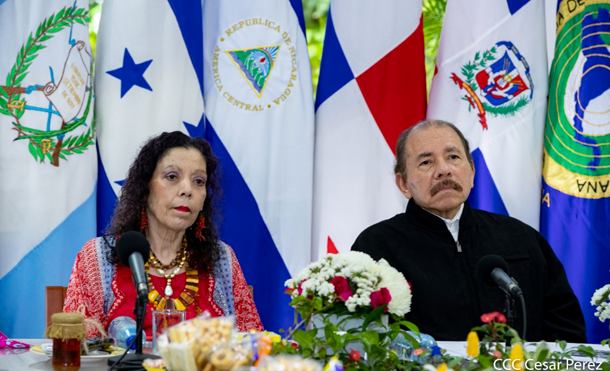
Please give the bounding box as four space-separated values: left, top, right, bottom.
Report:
395 126 475 219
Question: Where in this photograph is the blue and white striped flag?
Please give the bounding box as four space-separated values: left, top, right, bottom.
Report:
0 0 97 337
427 0 548 230
202 0 315 332
96 0 204 232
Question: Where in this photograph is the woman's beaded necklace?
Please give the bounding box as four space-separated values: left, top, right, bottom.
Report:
146 237 200 312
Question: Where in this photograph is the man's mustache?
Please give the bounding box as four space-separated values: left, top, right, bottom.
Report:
430 179 463 196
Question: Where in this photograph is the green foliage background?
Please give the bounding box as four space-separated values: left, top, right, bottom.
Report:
88 0 446 97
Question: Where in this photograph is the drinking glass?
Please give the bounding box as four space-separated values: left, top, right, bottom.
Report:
152 309 185 354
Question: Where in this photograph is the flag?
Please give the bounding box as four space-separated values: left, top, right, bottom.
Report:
541 0 610 343
0 0 97 337
427 0 548 230
202 1 314 331
96 0 204 233
312 0 427 258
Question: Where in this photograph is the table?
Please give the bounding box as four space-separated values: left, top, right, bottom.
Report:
1 340 607 371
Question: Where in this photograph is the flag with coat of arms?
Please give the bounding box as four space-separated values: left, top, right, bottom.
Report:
202 0 315 332
541 0 610 343
0 0 97 337
427 0 549 230
312 0 427 258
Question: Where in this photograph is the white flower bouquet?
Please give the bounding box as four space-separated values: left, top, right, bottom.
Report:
285 251 412 318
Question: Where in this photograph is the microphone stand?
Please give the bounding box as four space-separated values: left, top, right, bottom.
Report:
108 294 160 370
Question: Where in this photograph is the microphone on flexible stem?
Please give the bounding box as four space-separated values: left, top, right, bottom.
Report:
476 254 527 340
476 255 522 297
109 231 160 369
116 231 150 300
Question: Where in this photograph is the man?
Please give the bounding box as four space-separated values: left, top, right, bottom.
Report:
351 119 587 342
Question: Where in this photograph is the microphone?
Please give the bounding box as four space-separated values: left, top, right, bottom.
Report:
116 231 150 299
476 255 523 296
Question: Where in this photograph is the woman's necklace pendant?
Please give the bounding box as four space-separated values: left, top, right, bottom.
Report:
165 284 173 297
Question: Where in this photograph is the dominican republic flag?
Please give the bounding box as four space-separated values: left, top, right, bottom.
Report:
427 0 548 230
0 0 97 337
96 0 205 234
202 1 314 332
541 0 610 343
312 0 426 258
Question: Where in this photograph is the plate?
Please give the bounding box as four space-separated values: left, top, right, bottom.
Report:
30 343 126 361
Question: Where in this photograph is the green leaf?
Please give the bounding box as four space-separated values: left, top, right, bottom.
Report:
0 98 6 109
0 108 9 116
359 330 380 348
67 135 78 148
293 329 316 351
59 153 67 161
46 152 53 163
36 144 44 162
362 305 386 330
46 14 55 28
14 72 28 86
29 141 38 160
74 8 85 16
74 18 85 25
72 148 83 154
534 341 550 362
10 64 17 82
61 150 71 156
0 85 8 99
55 7 66 22
36 23 43 38
47 27 62 34
39 35 53 42
313 297 323 311
575 345 597 359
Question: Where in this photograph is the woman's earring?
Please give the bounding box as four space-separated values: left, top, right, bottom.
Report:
195 214 206 241
140 208 148 232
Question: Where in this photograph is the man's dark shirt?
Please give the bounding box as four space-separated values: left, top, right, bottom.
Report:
351 200 587 342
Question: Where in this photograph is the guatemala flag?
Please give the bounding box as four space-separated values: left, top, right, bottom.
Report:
541 0 610 343
0 0 97 337
95 0 204 232
312 0 427 258
202 1 314 332
427 0 548 230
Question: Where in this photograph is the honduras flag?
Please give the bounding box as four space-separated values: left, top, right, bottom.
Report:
96 0 204 232
427 0 548 230
202 1 314 331
0 0 97 337
541 0 610 343
312 0 426 258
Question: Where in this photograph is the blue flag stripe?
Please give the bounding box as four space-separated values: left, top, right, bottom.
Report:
204 121 294 332
314 7 354 111
541 180 610 342
468 149 509 215
0 189 97 338
168 0 204 94
506 0 530 15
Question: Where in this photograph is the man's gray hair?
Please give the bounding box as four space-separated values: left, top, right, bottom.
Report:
394 119 474 178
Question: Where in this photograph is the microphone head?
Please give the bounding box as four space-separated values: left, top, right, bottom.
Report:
476 254 510 287
116 231 150 267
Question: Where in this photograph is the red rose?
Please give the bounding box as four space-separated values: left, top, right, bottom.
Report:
330 276 353 301
349 349 361 361
370 287 392 312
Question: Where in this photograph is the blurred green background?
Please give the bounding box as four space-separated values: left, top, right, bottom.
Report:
88 0 446 97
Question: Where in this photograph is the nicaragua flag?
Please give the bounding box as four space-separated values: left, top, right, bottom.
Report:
427 0 548 230
202 1 314 332
541 0 610 343
0 0 97 337
313 0 427 258
96 0 204 233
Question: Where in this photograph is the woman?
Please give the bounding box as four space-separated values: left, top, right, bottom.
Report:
63 131 263 337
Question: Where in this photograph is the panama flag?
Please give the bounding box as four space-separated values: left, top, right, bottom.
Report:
427 0 548 230
0 0 97 337
96 0 204 234
312 0 427 258
541 0 610 342
202 1 314 331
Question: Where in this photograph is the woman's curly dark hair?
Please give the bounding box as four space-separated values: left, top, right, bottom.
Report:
105 131 222 273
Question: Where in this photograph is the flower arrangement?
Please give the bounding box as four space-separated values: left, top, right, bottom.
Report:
277 251 416 370
284 251 412 318
591 277 610 345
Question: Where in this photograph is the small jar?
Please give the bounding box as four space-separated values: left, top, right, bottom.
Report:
44 313 86 371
